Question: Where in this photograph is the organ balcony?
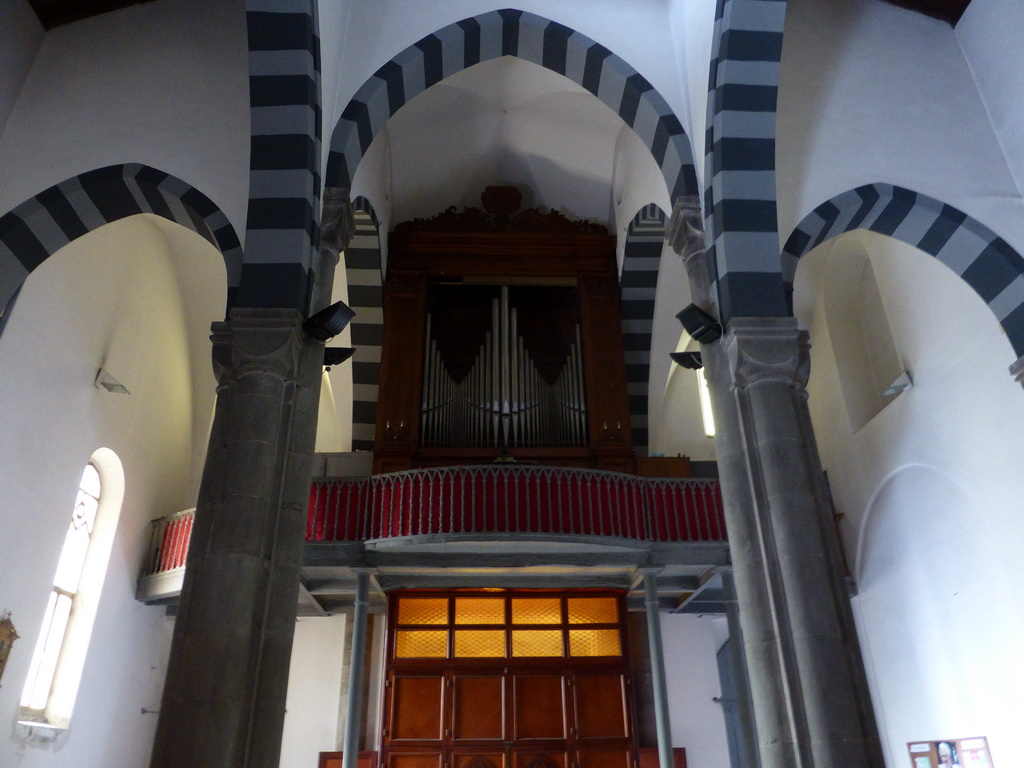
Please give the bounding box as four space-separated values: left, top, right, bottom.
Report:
136 461 729 613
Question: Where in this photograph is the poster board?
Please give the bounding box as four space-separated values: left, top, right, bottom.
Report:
907 737 994 767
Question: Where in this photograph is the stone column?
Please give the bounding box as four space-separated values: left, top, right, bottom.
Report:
667 200 882 768
720 570 759 768
150 309 321 768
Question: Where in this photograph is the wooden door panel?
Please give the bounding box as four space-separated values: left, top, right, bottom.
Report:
513 750 568 768
452 674 504 740
575 749 632 768
513 674 566 740
452 750 507 768
386 752 444 768
390 675 445 741
572 675 628 739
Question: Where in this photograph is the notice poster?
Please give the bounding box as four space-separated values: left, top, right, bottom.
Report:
907 737 994 768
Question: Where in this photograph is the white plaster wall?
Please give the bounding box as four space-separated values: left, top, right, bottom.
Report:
796 230 1024 767
957 0 1024 198
0 0 250 239
668 0 717 189
662 613 731 768
777 0 1024 257
611 127 673 262
0 215 225 767
281 614 348 768
0 0 44 138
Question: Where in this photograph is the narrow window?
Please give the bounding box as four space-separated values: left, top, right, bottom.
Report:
19 450 124 728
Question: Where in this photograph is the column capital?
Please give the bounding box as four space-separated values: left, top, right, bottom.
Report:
319 187 356 260
723 316 810 393
211 308 305 387
667 195 717 314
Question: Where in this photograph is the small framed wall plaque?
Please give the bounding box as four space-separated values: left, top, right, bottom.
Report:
0 612 18 686
908 737 994 767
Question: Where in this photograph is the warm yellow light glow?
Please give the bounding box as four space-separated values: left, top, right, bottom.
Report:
511 630 563 657
454 630 506 657
511 598 561 624
395 630 448 657
397 598 448 625
697 368 715 437
569 629 621 657
567 597 617 624
455 597 505 625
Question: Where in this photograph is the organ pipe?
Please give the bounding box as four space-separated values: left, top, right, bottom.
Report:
420 287 588 448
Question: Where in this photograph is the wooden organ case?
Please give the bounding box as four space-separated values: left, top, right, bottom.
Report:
373 191 634 474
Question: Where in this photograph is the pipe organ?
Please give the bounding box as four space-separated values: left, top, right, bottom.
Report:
372 189 633 474
420 286 588 449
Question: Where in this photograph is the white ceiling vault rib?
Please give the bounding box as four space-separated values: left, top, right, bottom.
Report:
366 56 629 228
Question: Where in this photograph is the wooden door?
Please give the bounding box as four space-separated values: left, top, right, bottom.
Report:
381 591 636 768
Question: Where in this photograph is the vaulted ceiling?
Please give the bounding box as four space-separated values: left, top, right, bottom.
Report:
882 0 974 23
28 0 157 29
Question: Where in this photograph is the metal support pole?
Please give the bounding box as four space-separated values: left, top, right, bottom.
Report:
340 570 371 768
642 569 674 768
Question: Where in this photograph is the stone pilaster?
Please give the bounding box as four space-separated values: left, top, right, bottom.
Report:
151 308 322 768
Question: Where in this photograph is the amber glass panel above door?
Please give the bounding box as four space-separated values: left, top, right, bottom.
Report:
398 598 448 625
455 597 505 625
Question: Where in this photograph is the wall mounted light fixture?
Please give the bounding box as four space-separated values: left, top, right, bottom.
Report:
94 368 130 394
304 300 355 342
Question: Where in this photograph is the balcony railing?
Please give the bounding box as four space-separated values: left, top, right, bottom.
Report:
307 465 725 543
136 507 194 601
137 467 727 601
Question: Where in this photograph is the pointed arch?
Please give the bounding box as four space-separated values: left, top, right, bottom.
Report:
783 184 1024 357
0 164 242 321
347 196 384 450
621 203 668 456
326 9 697 204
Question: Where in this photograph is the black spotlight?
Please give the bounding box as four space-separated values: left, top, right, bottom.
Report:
304 300 355 342
670 351 703 370
323 347 355 369
676 304 722 344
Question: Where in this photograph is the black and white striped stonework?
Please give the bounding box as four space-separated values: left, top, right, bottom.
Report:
0 163 242 318
327 9 697 205
783 184 1024 357
345 201 383 451
620 203 667 457
704 0 788 320
242 0 322 310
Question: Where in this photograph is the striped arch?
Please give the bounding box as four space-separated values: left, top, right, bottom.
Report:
346 196 384 450
0 164 242 317
241 0 322 310
704 0 789 321
327 9 698 203
783 184 1024 357
620 203 668 457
